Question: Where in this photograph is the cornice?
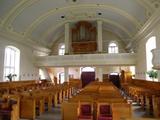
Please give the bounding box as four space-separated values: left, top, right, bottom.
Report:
129 7 160 50
24 4 140 38
0 28 51 54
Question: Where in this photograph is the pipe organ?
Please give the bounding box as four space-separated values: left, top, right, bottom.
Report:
72 21 97 54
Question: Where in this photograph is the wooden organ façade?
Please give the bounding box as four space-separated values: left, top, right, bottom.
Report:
71 21 97 54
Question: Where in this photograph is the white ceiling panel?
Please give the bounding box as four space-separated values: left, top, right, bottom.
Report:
0 0 20 19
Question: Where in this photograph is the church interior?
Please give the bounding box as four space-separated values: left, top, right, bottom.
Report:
0 0 160 120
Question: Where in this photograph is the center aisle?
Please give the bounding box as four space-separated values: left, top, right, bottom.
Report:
36 105 61 120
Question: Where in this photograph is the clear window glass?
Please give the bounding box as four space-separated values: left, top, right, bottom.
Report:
108 42 118 53
59 44 65 55
3 46 20 81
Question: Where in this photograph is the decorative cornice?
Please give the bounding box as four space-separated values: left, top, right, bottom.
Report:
128 7 160 50
0 29 51 54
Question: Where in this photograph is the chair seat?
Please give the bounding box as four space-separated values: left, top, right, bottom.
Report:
98 114 112 120
78 115 93 120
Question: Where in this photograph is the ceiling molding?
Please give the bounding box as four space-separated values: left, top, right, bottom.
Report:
0 29 51 53
136 0 155 13
1 0 38 28
24 4 141 38
129 7 160 49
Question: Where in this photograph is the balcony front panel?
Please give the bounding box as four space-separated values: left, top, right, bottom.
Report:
35 53 136 67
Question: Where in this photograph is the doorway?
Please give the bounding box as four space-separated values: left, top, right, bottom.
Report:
109 72 121 88
81 67 95 88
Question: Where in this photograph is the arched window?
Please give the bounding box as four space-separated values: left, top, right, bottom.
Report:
3 46 20 81
146 36 156 80
108 42 118 53
59 44 65 55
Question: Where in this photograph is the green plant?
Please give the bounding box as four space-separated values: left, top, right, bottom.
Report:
146 70 158 80
6 73 17 82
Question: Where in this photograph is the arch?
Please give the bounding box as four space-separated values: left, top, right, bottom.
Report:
3 46 20 81
146 36 156 80
108 41 118 53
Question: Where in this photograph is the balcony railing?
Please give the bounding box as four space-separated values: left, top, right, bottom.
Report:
35 53 136 67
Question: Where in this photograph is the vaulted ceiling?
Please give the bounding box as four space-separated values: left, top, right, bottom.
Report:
0 0 160 49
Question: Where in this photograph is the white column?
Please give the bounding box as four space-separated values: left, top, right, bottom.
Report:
97 21 103 52
158 70 160 82
95 67 98 80
65 23 70 54
64 67 69 82
96 67 103 82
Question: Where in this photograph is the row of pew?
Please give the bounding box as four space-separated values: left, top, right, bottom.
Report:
62 81 132 120
0 79 80 120
122 79 160 118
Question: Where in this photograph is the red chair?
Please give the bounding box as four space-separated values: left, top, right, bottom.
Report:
78 102 93 120
97 103 112 120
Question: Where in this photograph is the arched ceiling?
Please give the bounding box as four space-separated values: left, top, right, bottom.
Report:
0 0 160 49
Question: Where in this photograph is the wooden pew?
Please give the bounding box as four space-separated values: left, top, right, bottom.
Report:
0 79 80 119
62 81 132 120
20 97 36 119
0 96 19 120
61 102 78 120
112 103 132 120
122 79 160 118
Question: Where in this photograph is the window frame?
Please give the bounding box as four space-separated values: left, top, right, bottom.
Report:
3 46 20 81
108 42 118 53
58 44 65 55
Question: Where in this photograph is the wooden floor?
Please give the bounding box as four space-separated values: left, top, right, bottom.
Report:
131 102 159 120
19 102 159 120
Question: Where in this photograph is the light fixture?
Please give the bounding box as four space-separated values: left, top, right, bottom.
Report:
61 15 65 18
98 12 102 15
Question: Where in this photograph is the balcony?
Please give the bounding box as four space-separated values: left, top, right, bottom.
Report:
35 53 136 67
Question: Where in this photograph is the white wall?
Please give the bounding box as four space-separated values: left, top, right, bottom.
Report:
51 29 126 55
51 67 80 80
102 30 126 53
0 37 39 81
135 23 160 80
